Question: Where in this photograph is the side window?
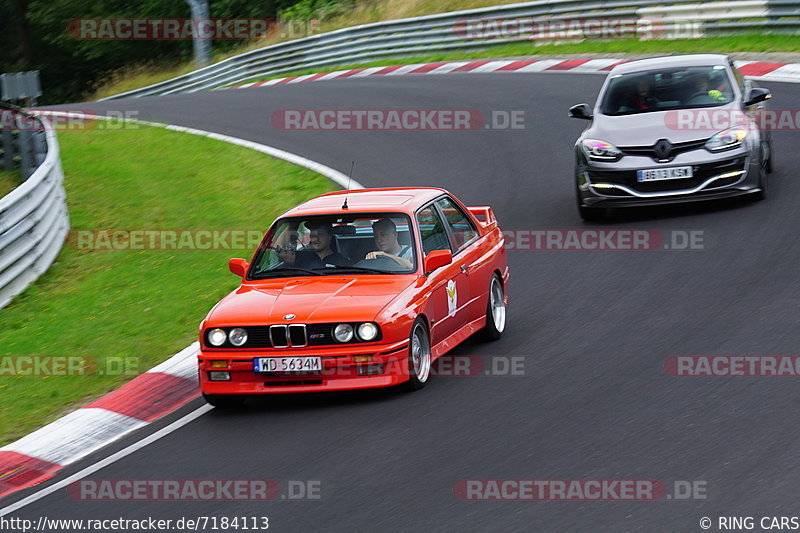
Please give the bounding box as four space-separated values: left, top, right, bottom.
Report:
436 197 478 251
417 205 451 255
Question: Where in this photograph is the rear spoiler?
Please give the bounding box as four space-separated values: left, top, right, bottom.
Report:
468 206 497 231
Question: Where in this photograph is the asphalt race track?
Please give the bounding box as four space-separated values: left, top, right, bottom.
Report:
9 73 800 531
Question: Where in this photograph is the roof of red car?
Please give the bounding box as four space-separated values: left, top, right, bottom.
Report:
284 187 450 216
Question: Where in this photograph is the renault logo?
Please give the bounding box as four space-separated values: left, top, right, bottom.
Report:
283 313 296 320
653 139 673 160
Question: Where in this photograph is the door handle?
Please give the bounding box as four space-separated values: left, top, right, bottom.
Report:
460 264 468 275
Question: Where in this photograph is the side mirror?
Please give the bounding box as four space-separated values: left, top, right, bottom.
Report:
745 87 771 107
568 103 593 120
228 258 249 277
424 249 452 273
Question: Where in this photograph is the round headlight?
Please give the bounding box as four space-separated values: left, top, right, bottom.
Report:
333 323 354 343
357 323 378 342
208 328 227 347
228 328 248 347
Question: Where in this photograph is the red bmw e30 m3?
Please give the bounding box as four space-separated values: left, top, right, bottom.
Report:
198 187 508 406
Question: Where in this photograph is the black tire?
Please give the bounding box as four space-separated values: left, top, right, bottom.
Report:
753 161 768 201
765 137 774 174
203 393 245 408
578 204 607 222
404 319 431 391
481 274 506 341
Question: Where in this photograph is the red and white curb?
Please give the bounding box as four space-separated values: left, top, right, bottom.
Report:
0 113 361 502
0 343 199 498
227 58 800 89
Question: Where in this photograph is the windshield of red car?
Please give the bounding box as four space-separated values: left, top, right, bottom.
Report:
249 213 417 278
601 65 735 116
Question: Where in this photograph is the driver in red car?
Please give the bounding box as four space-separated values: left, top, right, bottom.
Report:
277 221 350 268
365 218 413 269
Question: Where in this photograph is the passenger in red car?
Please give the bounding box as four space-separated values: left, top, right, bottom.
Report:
366 218 413 269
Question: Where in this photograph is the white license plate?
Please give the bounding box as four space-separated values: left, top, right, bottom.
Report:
636 166 693 182
254 356 322 373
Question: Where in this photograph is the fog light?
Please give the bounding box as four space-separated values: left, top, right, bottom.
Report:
209 360 228 369
353 355 373 364
357 364 383 376
208 371 231 381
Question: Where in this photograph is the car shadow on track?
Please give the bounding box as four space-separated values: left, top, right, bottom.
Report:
206 386 410 415
583 196 763 224
204 337 498 416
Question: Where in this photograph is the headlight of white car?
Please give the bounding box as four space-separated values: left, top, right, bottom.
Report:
705 125 748 152
581 139 623 161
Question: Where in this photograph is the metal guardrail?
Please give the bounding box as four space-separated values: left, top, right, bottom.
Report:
102 0 800 100
0 105 70 309
1 71 42 106
1 111 48 180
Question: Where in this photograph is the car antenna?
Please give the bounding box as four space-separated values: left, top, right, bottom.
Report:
342 160 355 210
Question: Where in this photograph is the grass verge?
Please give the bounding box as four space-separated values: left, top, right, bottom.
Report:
0 122 334 445
0 170 18 197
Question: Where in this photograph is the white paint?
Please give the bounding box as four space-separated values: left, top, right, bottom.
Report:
1 409 146 466
287 73 322 83
751 63 800 82
350 66 392 77
313 70 352 81
384 64 429 75
425 62 471 74
514 59 564 72
147 342 200 381
0 405 212 516
569 58 625 72
469 60 516 73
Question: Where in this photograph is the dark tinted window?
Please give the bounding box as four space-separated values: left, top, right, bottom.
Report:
417 205 451 255
436 197 478 251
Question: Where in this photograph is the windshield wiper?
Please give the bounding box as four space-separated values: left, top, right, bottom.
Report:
252 267 323 278
320 265 398 275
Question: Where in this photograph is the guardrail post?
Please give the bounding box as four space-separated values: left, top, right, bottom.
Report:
186 0 212 68
31 130 47 166
17 128 33 179
0 127 14 171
